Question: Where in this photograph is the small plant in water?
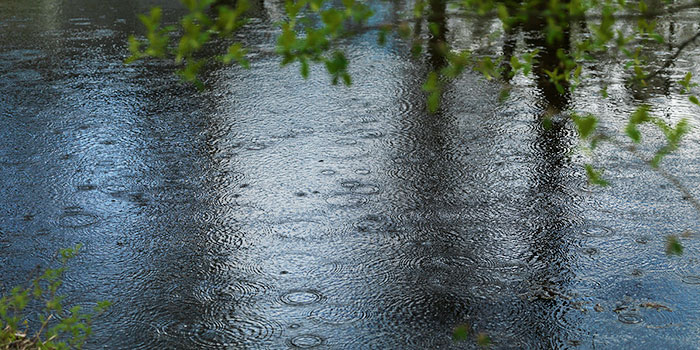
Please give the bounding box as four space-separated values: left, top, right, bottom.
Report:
0 244 110 350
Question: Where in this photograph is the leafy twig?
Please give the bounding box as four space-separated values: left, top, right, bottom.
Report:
646 30 700 80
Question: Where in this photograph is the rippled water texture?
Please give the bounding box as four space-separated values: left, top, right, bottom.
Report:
2 0 700 349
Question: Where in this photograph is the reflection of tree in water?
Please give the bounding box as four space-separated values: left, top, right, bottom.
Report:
500 0 571 111
215 0 269 20
385 1 581 345
427 0 448 69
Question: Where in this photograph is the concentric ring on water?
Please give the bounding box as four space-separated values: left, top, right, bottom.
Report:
287 334 324 348
308 304 369 325
617 311 643 324
279 289 326 306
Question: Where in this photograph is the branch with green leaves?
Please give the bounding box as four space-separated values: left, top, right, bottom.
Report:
0 244 111 350
127 0 251 87
128 0 700 221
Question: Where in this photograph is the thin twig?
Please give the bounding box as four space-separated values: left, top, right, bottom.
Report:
30 314 53 345
646 30 700 80
605 136 700 214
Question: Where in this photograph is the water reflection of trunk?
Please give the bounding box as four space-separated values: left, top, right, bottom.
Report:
625 13 674 100
365 0 478 339
501 0 571 111
215 0 268 19
499 3 579 344
427 0 448 69
373 1 577 345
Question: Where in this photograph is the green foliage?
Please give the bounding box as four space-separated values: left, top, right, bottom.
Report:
452 323 490 347
0 245 110 350
221 43 249 68
620 105 690 167
127 0 250 86
572 114 598 139
325 51 351 85
507 50 537 78
474 57 500 81
585 164 609 186
625 105 651 143
125 7 172 63
452 324 469 342
276 0 373 85
679 73 698 94
476 332 492 348
665 235 683 256
422 72 442 113
650 118 689 168
128 0 700 253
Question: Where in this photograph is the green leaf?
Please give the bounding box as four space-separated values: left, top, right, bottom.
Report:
427 91 440 113
422 72 441 113
477 332 492 347
94 301 112 313
413 0 425 17
221 43 249 68
542 117 553 130
666 235 683 256
324 51 350 85
669 119 690 144
690 96 699 106
650 118 689 167
397 22 411 38
125 36 144 64
509 55 521 72
411 42 422 58
630 105 651 124
377 28 387 46
625 123 642 143
626 105 652 143
300 58 309 78
498 88 510 102
341 72 352 86
572 114 597 139
475 57 498 80
585 164 609 186
453 324 470 342
310 0 324 11
679 72 697 93
650 148 668 168
497 4 509 28
428 22 440 36
285 0 307 18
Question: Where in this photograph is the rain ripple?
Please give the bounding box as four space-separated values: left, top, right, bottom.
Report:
279 288 326 307
308 304 369 325
57 206 100 228
155 314 282 349
287 334 325 348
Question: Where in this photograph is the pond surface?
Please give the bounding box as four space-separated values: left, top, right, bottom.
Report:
2 0 700 348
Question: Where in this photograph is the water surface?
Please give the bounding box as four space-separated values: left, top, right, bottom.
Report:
2 0 700 348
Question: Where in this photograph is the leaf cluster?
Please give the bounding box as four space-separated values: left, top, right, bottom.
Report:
277 0 373 85
0 245 111 350
452 323 491 348
128 0 700 213
127 0 250 87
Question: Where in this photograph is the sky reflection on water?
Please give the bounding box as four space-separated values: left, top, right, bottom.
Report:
1 0 700 348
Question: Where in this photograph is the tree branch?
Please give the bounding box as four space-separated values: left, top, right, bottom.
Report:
604 136 700 215
646 30 700 80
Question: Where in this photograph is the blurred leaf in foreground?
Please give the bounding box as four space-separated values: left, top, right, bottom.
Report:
452 323 470 342
666 235 683 256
